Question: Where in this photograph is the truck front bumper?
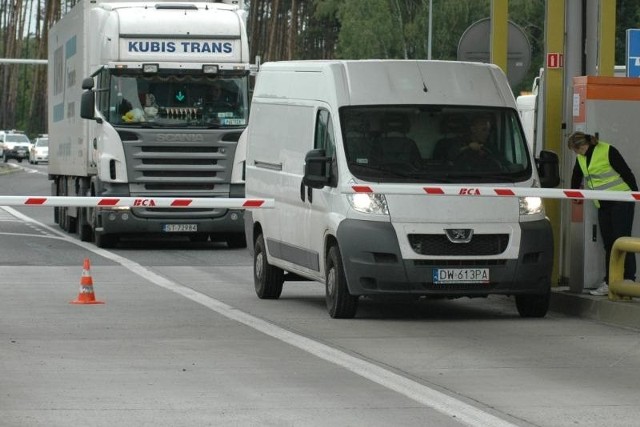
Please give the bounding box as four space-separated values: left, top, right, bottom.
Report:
96 207 245 235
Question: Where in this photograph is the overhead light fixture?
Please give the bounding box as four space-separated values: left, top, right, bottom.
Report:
203 64 219 74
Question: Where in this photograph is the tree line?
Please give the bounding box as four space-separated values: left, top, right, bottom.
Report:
1 0 639 137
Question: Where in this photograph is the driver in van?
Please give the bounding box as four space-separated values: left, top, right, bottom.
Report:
451 114 501 170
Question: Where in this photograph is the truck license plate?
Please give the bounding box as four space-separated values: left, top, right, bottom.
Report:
163 224 197 232
433 268 490 284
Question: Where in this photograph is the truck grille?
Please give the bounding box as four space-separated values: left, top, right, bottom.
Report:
408 234 509 256
119 129 241 218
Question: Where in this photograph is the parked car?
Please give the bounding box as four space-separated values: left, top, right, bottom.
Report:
30 135 49 164
0 130 31 163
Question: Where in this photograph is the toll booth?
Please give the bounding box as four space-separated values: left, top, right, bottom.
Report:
569 76 640 293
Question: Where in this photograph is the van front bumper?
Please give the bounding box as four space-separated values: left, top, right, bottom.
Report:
336 219 553 297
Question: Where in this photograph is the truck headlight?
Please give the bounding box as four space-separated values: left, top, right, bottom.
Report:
347 193 389 215
519 197 544 215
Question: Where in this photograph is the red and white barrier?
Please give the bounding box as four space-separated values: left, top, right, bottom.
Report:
3 186 640 208
0 196 274 208
344 184 640 203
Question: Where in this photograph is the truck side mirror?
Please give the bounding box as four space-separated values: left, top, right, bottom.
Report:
536 150 560 188
80 90 96 120
303 149 331 189
81 77 94 90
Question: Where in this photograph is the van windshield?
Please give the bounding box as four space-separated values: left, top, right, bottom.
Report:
340 106 532 183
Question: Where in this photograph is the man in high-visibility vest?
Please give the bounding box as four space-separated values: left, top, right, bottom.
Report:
568 131 638 296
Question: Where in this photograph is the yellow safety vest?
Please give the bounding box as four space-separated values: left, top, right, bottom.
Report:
577 141 631 208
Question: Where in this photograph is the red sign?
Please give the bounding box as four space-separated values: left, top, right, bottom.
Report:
547 53 564 69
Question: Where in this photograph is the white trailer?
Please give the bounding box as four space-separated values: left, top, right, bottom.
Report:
48 0 250 248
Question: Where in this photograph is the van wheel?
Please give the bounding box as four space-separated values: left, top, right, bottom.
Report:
254 234 283 299
326 245 358 319
515 291 550 318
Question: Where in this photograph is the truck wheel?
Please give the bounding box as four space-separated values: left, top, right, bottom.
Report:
254 234 283 299
59 207 68 231
515 291 550 318
77 208 93 242
65 211 77 233
226 233 247 249
325 245 358 319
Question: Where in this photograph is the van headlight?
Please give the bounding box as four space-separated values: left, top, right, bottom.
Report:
347 193 389 215
519 197 544 216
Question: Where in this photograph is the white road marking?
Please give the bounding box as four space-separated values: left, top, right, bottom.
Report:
4 206 517 427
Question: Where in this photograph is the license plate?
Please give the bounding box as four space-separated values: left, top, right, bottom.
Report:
163 224 197 232
433 268 490 284
221 118 246 125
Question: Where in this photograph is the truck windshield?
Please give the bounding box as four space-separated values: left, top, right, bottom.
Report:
104 72 248 128
340 106 532 183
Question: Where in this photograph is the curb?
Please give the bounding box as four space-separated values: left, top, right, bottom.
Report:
550 286 640 330
0 164 22 176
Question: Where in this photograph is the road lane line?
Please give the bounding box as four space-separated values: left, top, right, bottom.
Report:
5 206 517 427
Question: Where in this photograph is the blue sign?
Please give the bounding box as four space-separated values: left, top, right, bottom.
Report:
626 29 640 77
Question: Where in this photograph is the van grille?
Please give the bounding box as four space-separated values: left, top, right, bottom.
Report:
408 234 509 256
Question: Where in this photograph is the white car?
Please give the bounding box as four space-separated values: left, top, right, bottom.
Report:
29 136 49 164
0 130 31 163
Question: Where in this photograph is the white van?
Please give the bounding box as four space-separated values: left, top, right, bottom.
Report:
244 60 559 318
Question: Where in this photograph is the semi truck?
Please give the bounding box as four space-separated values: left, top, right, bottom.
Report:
47 0 250 248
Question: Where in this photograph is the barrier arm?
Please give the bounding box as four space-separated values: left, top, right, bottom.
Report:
0 196 274 209
341 184 640 203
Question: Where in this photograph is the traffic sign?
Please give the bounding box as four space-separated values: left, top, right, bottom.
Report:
626 29 640 77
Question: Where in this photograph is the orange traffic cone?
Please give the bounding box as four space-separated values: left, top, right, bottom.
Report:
70 258 104 305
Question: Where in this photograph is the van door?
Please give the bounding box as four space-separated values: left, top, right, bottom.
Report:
305 108 339 279
280 107 337 280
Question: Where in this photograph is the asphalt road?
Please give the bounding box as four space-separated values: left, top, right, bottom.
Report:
1 162 640 427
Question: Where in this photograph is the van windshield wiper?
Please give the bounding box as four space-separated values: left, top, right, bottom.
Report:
452 173 516 183
348 162 415 178
349 162 458 182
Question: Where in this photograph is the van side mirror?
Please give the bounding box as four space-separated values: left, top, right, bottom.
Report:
536 150 560 188
303 149 331 189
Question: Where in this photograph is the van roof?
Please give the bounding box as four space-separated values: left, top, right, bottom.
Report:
254 60 516 108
